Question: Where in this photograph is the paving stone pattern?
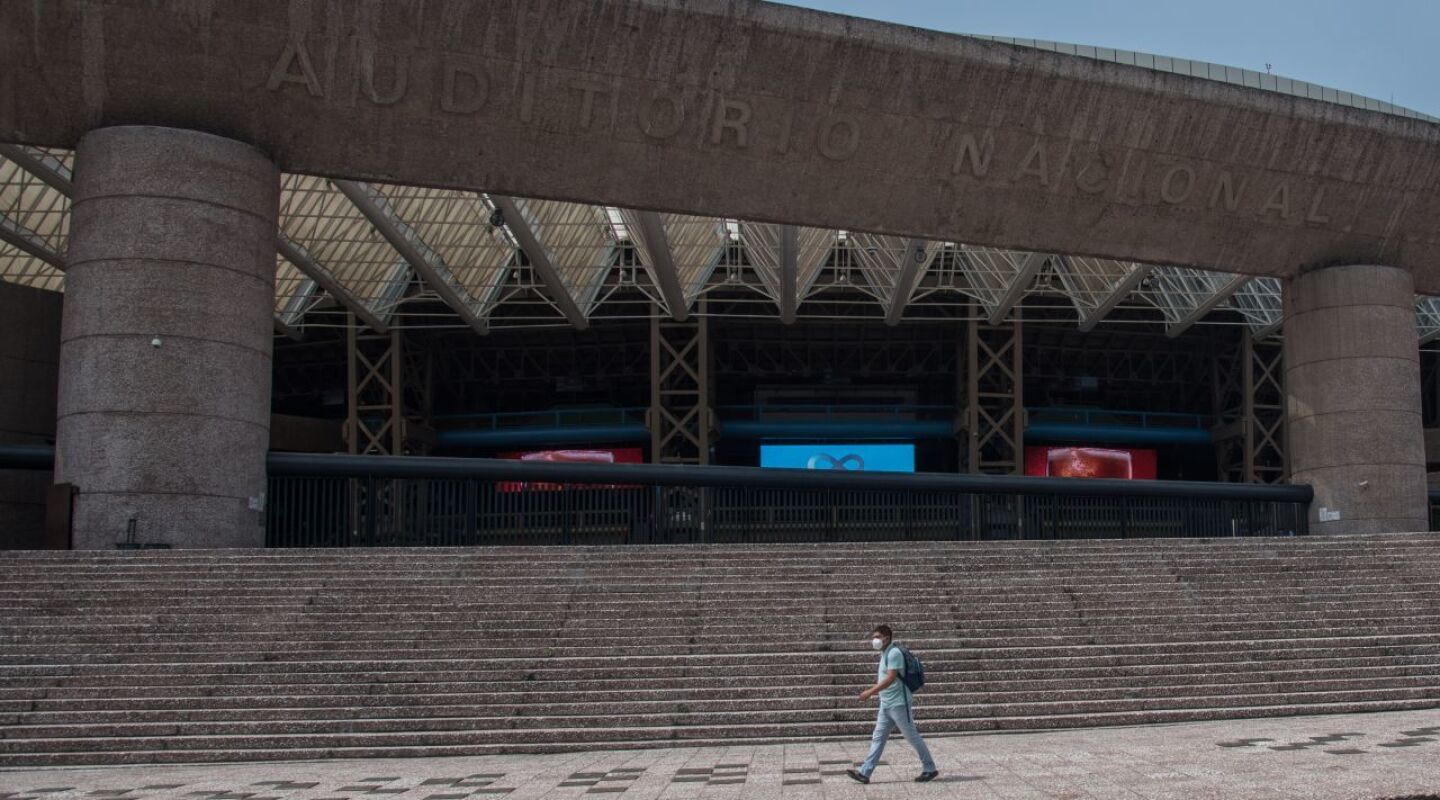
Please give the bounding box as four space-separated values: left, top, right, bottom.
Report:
3 535 1440 767
2 709 1440 799
1218 724 1440 755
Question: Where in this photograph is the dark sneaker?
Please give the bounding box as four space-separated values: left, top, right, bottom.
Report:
846 769 870 784
915 770 940 782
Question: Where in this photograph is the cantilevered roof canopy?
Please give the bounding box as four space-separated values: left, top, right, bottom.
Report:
4 2 1440 340
7 142 1440 342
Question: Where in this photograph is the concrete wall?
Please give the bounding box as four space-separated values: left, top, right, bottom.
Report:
6 2 1440 288
0 281 61 549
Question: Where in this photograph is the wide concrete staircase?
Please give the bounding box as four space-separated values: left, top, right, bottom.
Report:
1 534 1439 766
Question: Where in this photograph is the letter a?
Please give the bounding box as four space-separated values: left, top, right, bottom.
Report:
1015 140 1049 186
267 40 323 97
1261 183 1291 220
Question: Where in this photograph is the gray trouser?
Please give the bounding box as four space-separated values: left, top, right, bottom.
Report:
859 702 937 776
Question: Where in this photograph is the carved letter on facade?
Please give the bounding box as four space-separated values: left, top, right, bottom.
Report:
952 131 994 178
638 90 685 140
1015 140 1049 186
711 98 753 148
441 62 488 114
1075 152 1110 195
817 114 860 161
266 40 324 97
519 73 536 123
360 46 409 106
1262 182 1292 219
570 79 611 131
1306 186 1332 224
1159 165 1196 205
775 106 796 155
1209 170 1246 211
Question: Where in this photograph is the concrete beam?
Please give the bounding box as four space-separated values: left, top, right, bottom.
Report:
779 225 799 325
332 180 489 336
885 238 932 326
276 232 389 334
487 195 590 330
1166 274 1250 338
13 3 1436 288
1078 263 1152 332
0 213 64 270
987 252 1047 325
634 211 690 322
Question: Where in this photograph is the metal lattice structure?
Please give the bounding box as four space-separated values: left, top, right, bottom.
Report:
650 307 712 466
2 143 1437 339
965 313 1024 475
1214 329 1287 484
346 322 432 456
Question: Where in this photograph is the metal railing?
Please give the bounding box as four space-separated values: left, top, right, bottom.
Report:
266 453 1311 548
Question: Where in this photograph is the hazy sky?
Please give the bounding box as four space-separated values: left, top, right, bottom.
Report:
779 1 1440 117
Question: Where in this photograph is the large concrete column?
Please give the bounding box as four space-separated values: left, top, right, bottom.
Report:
57 127 278 548
1284 264 1428 534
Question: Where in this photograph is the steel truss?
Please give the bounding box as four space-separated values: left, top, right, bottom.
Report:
1214 329 1286 483
965 311 1024 474
650 306 712 465
5 144 1440 341
346 319 433 455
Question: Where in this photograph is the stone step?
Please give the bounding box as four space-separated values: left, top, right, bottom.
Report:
7 627 1440 665
8 658 1439 706
7 620 1434 651
1 697 1437 763
12 593 1439 629
8 627 1438 662
3 534 1438 766
10 652 1440 696
8 673 1440 724
11 588 1440 613
9 604 1433 637
5 566 1438 586
8 696 1435 768
8 635 1440 675
8 683 1440 743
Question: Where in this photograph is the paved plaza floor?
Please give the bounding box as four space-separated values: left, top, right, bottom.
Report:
1 710 1438 800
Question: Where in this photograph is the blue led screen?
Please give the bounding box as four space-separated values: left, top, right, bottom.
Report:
759 443 916 473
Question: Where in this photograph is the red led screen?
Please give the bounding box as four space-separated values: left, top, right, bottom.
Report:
1024 447 1157 480
497 448 643 491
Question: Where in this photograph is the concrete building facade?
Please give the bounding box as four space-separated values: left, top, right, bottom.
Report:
0 1 1436 544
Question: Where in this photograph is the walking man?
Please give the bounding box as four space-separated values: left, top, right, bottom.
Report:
848 625 939 784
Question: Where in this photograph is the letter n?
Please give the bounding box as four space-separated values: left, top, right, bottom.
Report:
952 131 995 178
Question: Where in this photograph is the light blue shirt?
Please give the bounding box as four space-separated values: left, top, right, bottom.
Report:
877 645 909 709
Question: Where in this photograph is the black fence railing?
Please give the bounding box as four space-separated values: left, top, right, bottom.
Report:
265 453 1311 547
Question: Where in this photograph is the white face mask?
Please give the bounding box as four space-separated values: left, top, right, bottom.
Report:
871 638 884 650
